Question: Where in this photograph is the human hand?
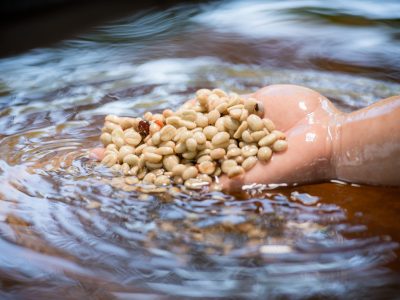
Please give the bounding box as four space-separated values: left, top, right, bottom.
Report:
221 84 342 191
90 84 343 191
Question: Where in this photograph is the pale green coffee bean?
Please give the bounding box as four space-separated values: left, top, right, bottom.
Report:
156 146 174 156
100 132 112 146
242 130 254 143
241 145 258 158
224 116 239 131
154 175 171 186
134 144 146 155
149 123 161 135
105 114 120 124
229 108 242 120
215 117 226 132
235 155 244 164
227 95 240 107
150 168 164 176
186 138 197 152
203 126 218 140
137 168 146 179
160 125 177 141
212 88 227 97
233 121 248 139
173 127 187 142
272 130 286 140
138 155 145 169
213 166 222 176
166 116 181 127
143 173 156 184
101 153 118 167
178 131 191 143
151 131 161 145
216 102 228 114
193 105 207 113
163 154 179 171
258 133 278 147
244 97 258 113
130 166 139 176
180 109 197 122
212 132 230 147
144 152 162 163
173 176 184 185
184 178 205 190
242 156 257 171
151 113 165 123
103 149 116 159
207 110 220 125
197 174 212 184
221 159 237 174
198 148 211 157
240 108 249 121
124 131 142 146
257 146 272 161
179 119 197 130
227 147 241 158
196 143 207 151
111 164 122 173
247 115 264 131
172 164 186 176
142 146 157 153
106 143 118 151
263 118 275 132
254 101 264 117
174 142 186 154
272 140 288 152
123 154 139 166
125 176 139 185
227 104 244 111
112 128 125 148
251 130 267 142
121 163 130 175
182 166 198 180
195 113 209 128
198 161 215 174
196 89 212 106
160 141 175 148
145 161 163 170
193 131 206 144
144 111 153 121
118 145 135 161
227 166 245 178
103 121 120 133
182 152 197 160
197 155 212 163
207 94 220 111
227 143 238 150
210 148 225 160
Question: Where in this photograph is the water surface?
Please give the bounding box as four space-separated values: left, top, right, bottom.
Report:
0 1 400 299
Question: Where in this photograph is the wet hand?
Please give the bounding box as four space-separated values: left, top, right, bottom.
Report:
221 84 341 191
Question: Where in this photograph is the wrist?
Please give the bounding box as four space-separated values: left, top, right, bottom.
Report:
329 111 346 181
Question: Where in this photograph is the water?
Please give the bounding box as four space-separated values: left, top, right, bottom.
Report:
1 0 400 299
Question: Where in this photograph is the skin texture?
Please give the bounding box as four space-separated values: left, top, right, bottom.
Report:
90 84 400 191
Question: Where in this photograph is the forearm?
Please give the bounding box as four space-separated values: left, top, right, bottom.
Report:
334 95 400 186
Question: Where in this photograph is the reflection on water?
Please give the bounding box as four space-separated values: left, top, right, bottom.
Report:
0 0 400 298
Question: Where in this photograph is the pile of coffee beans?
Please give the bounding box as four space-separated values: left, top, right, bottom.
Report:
99 89 287 189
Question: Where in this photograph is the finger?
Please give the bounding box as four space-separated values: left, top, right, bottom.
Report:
89 148 105 161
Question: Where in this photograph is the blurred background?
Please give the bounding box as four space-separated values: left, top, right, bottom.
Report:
0 0 400 299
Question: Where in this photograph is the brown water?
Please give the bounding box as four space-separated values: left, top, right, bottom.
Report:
1 1 400 299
